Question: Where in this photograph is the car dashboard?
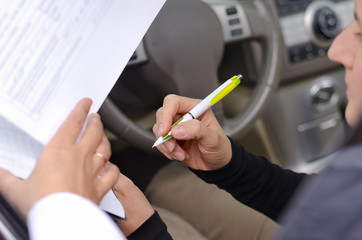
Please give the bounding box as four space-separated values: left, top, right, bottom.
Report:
264 0 353 172
115 0 354 174
0 0 356 238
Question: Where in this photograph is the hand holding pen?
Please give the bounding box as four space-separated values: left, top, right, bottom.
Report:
152 75 242 171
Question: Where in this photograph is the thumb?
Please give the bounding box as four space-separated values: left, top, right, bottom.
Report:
113 172 134 196
0 168 20 189
172 120 219 148
0 168 21 197
0 169 32 216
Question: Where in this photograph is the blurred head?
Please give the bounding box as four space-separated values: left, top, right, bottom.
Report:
328 0 362 127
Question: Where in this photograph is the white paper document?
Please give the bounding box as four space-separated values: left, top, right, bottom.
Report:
0 0 166 219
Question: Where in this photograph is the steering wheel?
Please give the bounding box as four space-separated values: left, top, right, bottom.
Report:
99 0 282 154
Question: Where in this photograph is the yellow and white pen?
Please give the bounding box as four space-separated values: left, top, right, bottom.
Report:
152 74 242 148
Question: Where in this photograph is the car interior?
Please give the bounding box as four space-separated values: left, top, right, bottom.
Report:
0 0 355 239
103 0 353 187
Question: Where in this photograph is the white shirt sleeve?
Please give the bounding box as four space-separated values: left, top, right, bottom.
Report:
27 192 126 240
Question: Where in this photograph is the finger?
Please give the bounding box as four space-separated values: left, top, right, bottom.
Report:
78 113 104 152
48 98 92 147
97 163 120 198
93 151 108 172
156 147 174 161
153 127 189 161
156 95 200 136
153 132 179 158
152 123 160 138
154 107 171 137
113 173 131 198
159 142 188 161
113 172 132 192
92 134 111 171
0 168 21 198
172 119 214 144
0 169 29 216
98 134 112 159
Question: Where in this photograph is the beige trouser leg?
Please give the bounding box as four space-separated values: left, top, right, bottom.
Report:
153 206 208 240
146 162 280 240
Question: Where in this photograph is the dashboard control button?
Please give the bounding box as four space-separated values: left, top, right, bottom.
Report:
226 7 237 15
313 7 340 41
231 28 243 36
229 18 240 25
309 79 339 110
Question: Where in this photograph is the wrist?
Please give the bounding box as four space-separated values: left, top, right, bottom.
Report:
204 134 232 170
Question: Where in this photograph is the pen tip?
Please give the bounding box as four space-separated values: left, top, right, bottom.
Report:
152 144 155 148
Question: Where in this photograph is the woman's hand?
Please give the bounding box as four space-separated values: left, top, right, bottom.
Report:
113 173 154 237
0 98 119 216
153 94 232 171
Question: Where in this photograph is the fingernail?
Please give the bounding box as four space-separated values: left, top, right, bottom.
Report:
173 152 185 161
103 163 109 172
86 98 93 106
164 141 174 152
91 113 100 120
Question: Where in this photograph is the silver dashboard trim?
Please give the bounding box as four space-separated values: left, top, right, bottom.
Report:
304 0 340 48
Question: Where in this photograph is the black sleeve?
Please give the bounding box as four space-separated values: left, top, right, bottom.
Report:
127 211 173 240
190 138 308 221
